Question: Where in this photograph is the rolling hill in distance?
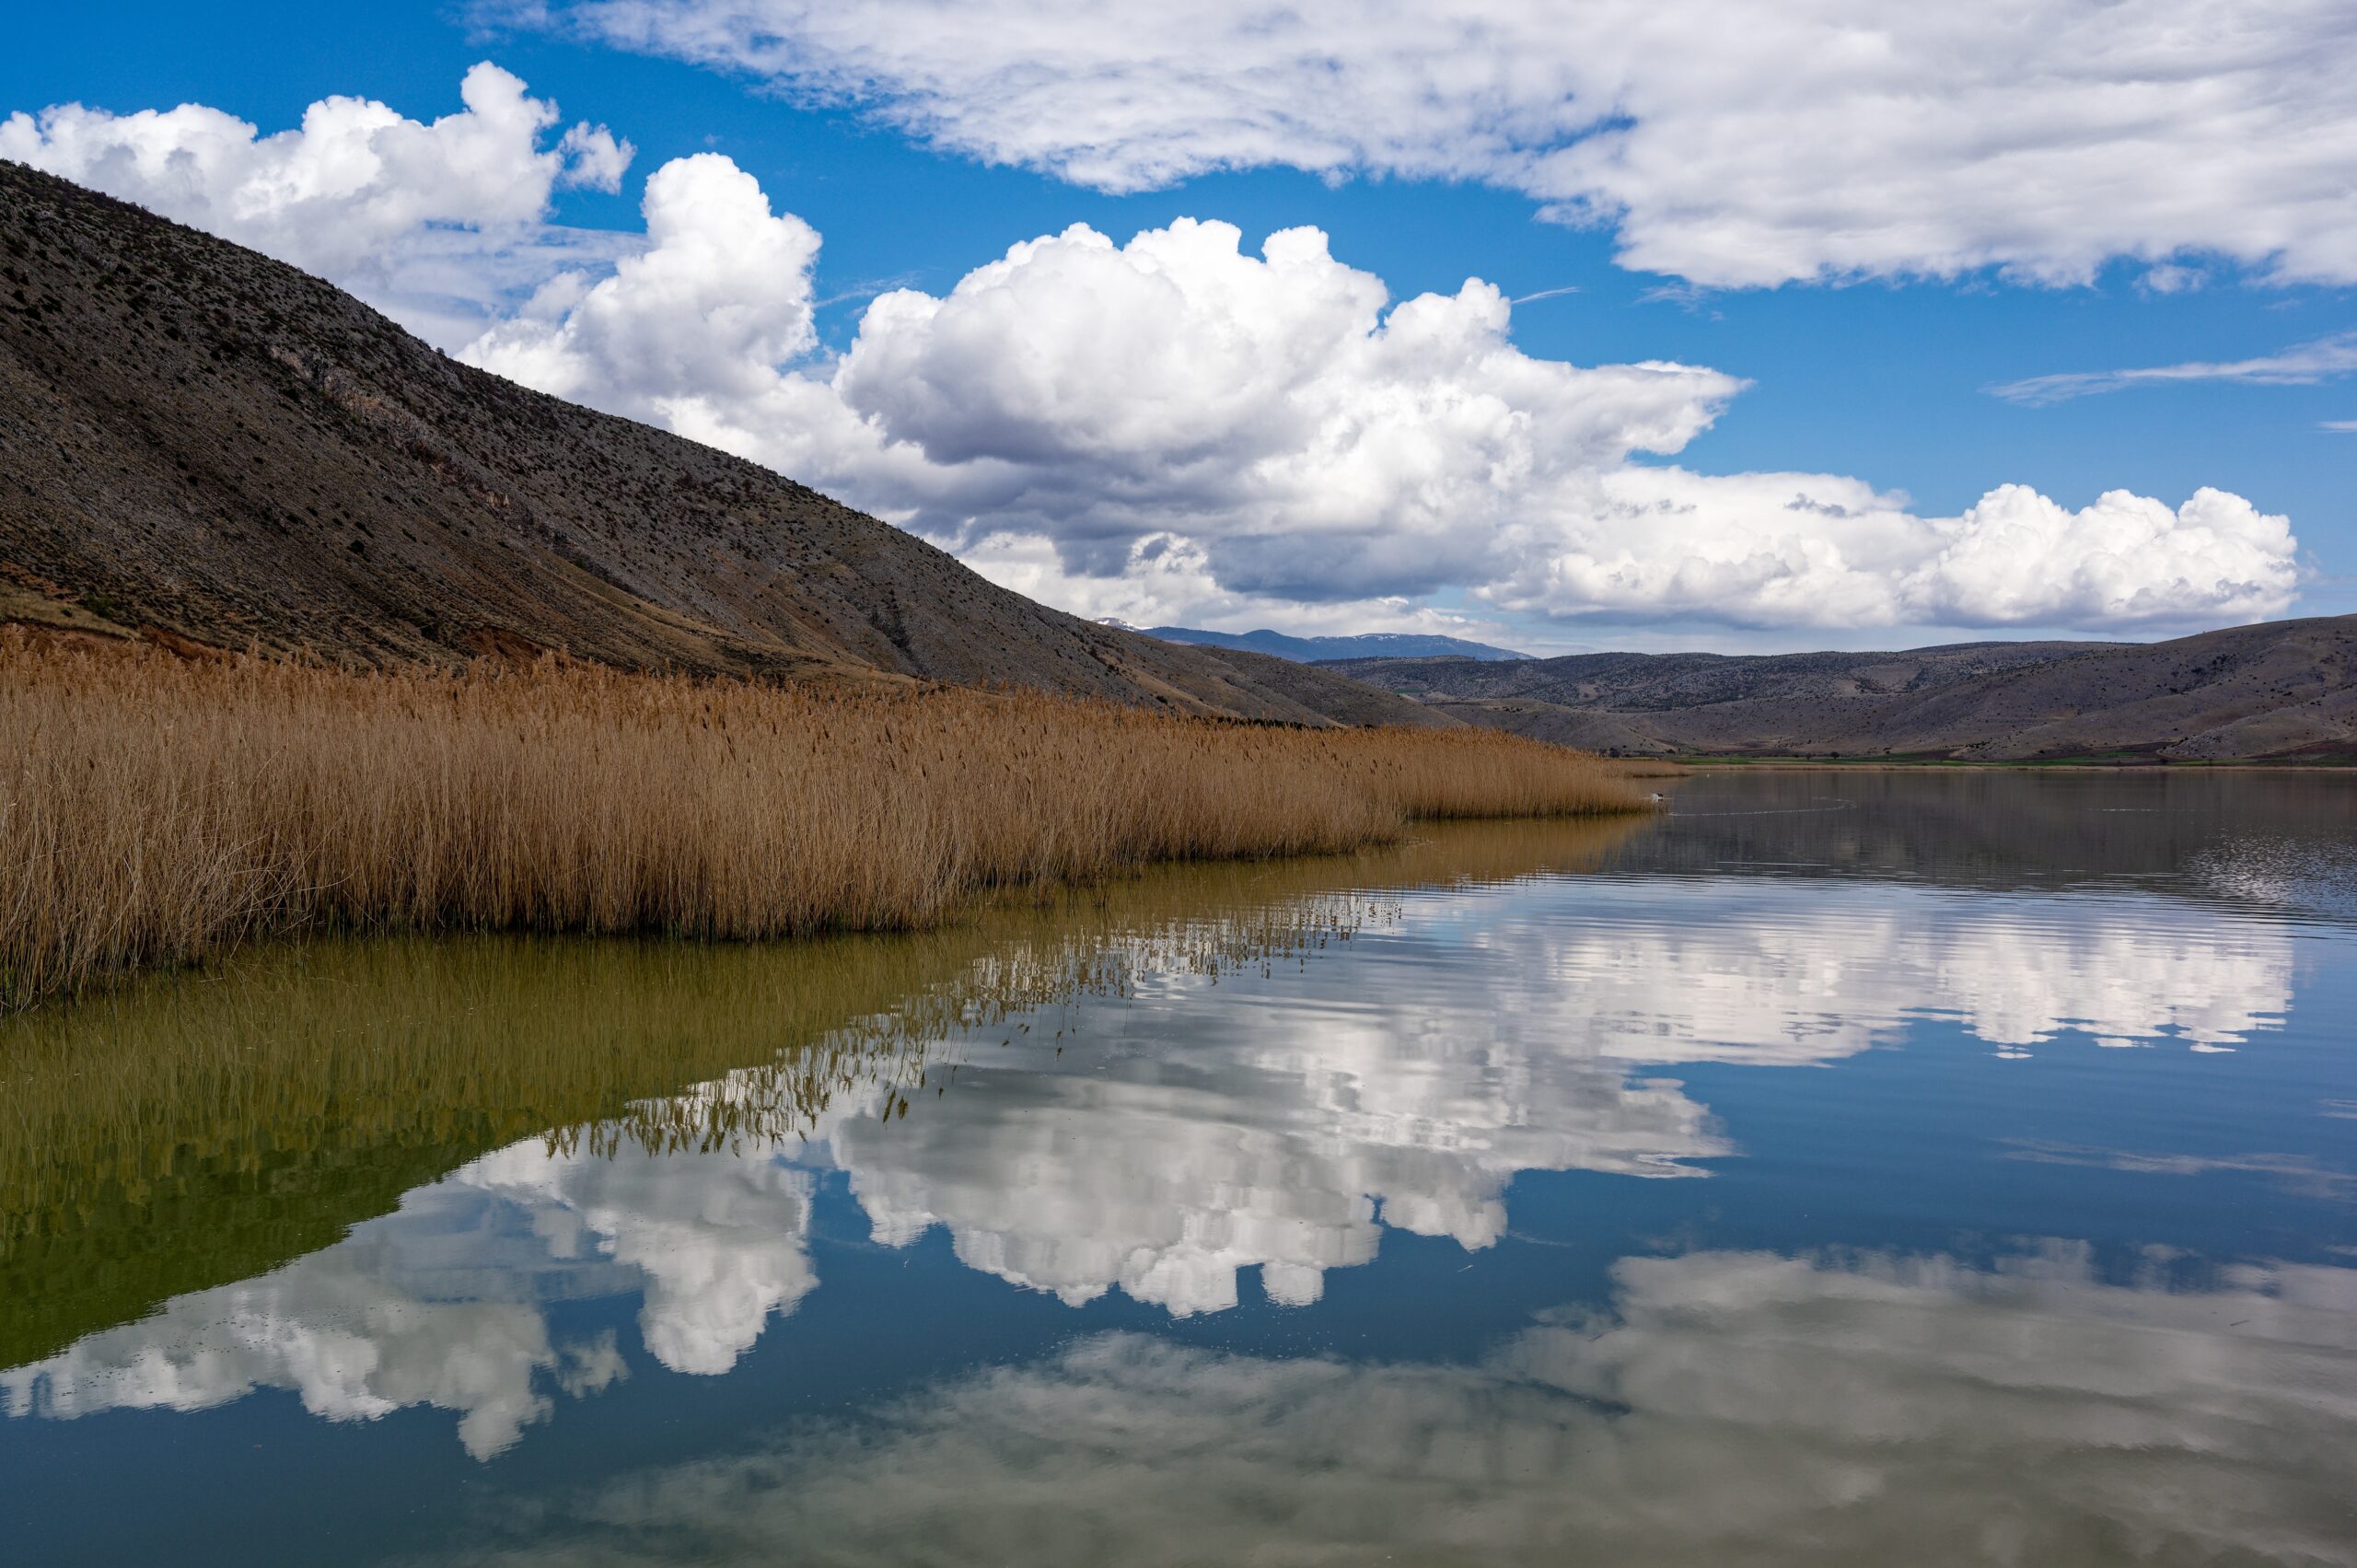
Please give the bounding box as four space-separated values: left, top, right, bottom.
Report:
0 161 1437 730
1323 621 2357 761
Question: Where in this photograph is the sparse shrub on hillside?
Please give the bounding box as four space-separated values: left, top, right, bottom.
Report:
0 633 1649 1012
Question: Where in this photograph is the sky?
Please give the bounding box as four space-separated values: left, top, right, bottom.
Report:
5 2 2353 655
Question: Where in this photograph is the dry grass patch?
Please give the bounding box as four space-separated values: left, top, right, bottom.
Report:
0 633 1649 1012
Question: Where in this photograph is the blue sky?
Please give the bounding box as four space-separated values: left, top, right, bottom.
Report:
8 1 2353 652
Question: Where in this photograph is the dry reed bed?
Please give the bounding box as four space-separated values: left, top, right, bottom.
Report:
0 633 1647 1012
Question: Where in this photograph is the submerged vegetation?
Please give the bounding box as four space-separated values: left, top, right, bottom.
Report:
0 633 1649 1012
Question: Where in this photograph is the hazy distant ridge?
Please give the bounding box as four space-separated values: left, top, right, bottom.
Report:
1123 624 1528 662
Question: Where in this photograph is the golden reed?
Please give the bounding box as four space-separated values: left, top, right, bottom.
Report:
0 631 1649 1011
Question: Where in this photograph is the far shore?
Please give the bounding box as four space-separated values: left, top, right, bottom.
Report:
1664 756 2356 772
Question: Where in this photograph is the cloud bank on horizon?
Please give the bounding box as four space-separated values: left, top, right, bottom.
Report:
3 35 2321 640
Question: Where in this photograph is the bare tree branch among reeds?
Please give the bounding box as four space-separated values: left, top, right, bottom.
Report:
0 632 1650 1013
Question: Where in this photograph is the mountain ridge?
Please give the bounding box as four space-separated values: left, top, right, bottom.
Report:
0 159 1444 731
1321 622 2357 761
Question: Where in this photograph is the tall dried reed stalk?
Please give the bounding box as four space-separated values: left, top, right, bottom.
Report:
0 632 1647 1011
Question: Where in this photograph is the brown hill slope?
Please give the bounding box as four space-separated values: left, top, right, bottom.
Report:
0 161 1440 728
1325 621 2357 761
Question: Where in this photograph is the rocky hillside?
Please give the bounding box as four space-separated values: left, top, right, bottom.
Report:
1325 621 2357 761
0 161 1440 729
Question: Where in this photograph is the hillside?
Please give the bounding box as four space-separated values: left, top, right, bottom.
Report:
0 160 1440 729
1130 625 1528 662
1324 621 2357 761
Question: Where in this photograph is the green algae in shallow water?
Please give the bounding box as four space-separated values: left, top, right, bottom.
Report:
0 816 1644 1368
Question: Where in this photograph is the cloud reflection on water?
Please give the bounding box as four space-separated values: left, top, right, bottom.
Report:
1541 883 2294 1060
828 882 2297 1316
434 1243 2357 1566
0 875 2312 1456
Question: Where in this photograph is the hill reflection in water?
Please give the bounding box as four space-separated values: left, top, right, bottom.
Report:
4 772 2354 1565
1 818 1646 1369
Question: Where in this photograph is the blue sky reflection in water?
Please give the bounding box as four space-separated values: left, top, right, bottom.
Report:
5 772 2356 1564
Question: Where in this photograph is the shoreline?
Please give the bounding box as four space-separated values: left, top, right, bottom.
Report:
1666 758 2357 772
1 635 1656 1016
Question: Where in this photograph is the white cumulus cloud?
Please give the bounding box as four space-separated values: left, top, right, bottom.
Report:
454 161 2298 632
0 62 634 344
541 0 2357 287
465 151 819 411
3 66 2305 634
1486 470 2298 630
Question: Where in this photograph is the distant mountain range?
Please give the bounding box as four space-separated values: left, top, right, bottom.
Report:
0 162 1439 731
1115 624 1529 662
1320 621 2357 761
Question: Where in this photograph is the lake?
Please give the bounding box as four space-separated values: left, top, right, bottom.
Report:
5 770 2355 1565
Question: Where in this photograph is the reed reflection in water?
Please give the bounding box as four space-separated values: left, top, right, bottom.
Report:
0 818 1645 1376
5 773 2354 1568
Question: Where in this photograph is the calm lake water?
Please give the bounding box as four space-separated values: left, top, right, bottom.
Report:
6 771 2356 1565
